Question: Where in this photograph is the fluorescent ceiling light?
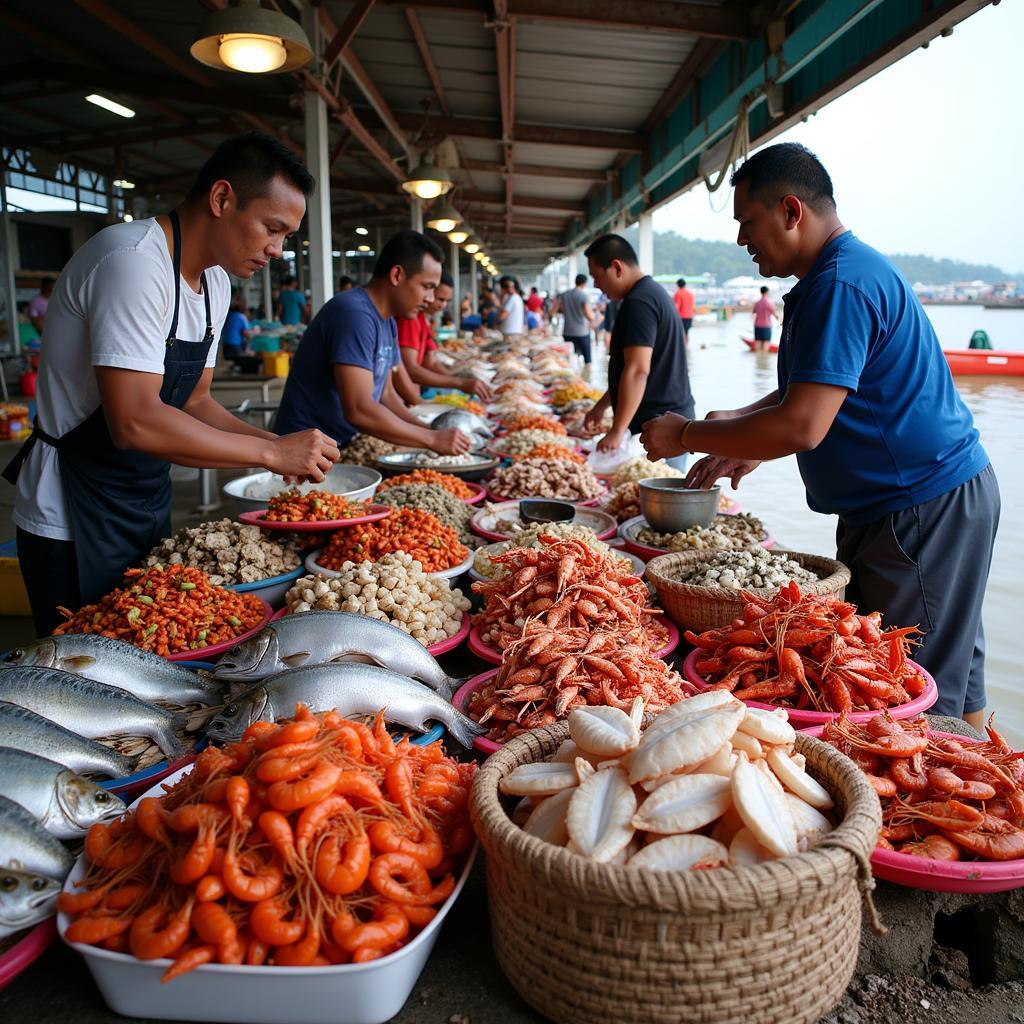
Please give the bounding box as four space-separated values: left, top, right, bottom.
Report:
86 94 135 119
355 227 369 236
113 179 135 189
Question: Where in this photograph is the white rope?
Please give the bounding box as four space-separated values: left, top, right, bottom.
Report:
703 94 753 194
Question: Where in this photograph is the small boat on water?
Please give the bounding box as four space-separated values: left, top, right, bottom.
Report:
943 349 1024 377
741 337 779 353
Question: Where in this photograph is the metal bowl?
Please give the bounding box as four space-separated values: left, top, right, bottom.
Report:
374 451 500 481
518 499 576 525
638 480 720 532
223 464 382 509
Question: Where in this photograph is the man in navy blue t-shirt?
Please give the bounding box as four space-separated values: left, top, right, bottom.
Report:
274 231 471 454
640 143 999 725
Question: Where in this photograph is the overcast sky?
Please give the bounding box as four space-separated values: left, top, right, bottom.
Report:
653 2 1023 274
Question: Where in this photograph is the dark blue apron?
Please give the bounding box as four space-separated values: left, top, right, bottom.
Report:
2 211 214 602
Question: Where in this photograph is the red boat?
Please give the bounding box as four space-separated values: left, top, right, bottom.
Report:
741 337 779 353
942 349 1024 376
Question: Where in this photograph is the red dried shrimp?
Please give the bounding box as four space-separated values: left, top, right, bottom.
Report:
61 707 475 979
823 712 1024 861
686 581 923 712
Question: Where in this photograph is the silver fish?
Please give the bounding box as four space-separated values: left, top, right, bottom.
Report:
0 867 61 940
0 701 140 778
1 635 222 705
430 408 493 439
0 667 185 758
0 794 74 882
0 747 126 839
213 611 459 697
205 664 485 748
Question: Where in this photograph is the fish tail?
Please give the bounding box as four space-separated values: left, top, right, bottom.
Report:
445 706 487 748
114 750 143 775
155 725 186 759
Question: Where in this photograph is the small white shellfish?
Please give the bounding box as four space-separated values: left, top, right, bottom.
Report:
500 760 580 797
627 834 729 872
730 729 764 760
565 765 636 863
784 792 834 843
568 705 640 757
523 786 576 846
632 773 733 835
728 827 775 867
738 706 796 747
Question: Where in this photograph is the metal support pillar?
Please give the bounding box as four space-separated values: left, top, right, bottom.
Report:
302 12 333 316
567 250 578 284
0 184 18 371
638 212 654 275
469 255 478 310
450 240 461 312
410 199 423 233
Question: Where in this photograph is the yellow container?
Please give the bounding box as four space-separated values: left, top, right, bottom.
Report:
0 555 32 616
262 352 291 377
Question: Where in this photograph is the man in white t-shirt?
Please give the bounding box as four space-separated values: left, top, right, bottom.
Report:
498 276 525 336
5 132 340 634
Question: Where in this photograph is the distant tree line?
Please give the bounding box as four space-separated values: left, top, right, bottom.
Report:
617 227 1019 285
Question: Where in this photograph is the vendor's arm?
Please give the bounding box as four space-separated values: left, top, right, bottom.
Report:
97 367 338 478
597 346 651 452
392 358 421 405
582 390 611 431
401 347 493 400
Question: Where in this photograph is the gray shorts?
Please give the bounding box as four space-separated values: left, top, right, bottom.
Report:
836 464 999 717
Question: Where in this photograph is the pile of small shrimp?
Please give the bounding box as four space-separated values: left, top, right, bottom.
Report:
823 712 1024 861
471 536 664 652
60 707 475 981
468 622 689 742
687 581 925 712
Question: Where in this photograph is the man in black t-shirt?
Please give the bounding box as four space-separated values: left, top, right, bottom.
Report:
582 235 694 464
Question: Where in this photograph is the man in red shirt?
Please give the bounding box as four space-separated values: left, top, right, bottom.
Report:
526 286 545 319
395 272 493 403
673 278 695 343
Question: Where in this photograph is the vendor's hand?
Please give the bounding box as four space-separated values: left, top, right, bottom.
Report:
266 429 339 483
640 412 688 462
596 428 625 454
460 377 494 402
685 455 762 490
432 427 472 455
583 404 605 433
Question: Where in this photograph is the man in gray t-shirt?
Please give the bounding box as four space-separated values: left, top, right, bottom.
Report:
554 274 595 364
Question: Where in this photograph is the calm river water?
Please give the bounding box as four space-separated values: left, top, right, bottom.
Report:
603 304 1023 743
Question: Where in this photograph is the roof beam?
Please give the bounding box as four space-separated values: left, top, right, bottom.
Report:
641 38 721 134
388 110 645 151
405 11 449 115
323 0 377 67
22 118 239 153
459 158 605 183
493 0 516 234
382 0 754 39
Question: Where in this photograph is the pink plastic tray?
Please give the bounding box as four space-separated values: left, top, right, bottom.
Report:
462 482 487 505
265 607 469 657
164 600 273 662
807 726 1024 893
452 670 503 755
682 649 938 727
484 483 609 507
237 504 392 532
469 620 679 666
0 919 57 991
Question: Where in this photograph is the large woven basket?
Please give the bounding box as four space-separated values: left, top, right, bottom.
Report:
470 726 882 1024
645 550 851 634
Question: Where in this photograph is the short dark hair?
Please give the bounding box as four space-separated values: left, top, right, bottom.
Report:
187 131 315 207
283 276 296 286
499 276 515 289
760 286 769 294
677 279 686 288
584 234 637 269
530 286 538 293
338 275 354 290
40 277 55 289
574 274 587 287
731 142 836 215
439 272 454 289
372 230 444 280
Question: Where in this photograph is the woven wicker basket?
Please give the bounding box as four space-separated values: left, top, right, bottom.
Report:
470 726 882 1024
645 550 851 635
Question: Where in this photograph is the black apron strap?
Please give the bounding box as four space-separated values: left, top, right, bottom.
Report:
1 420 63 486
168 210 213 344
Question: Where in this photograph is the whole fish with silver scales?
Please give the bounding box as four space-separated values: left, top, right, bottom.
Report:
0 866 62 940
213 611 462 697
205 663 486 748
0 634 222 705
0 747 126 838
0 666 186 758
0 701 139 777
0 794 74 882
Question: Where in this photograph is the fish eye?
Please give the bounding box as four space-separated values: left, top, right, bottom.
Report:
9 649 22 659
224 704 237 717
95 791 111 803
30 877 49 891
228 646 240 656
1 875 16 891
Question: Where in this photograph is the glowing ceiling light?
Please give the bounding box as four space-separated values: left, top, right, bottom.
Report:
86 94 135 119
447 229 469 244
191 0 312 75
113 178 135 189
355 227 369 236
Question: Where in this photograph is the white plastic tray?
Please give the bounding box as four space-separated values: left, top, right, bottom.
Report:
58 766 477 1024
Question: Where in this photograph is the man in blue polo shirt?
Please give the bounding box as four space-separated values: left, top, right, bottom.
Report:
274 231 470 454
640 143 999 726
